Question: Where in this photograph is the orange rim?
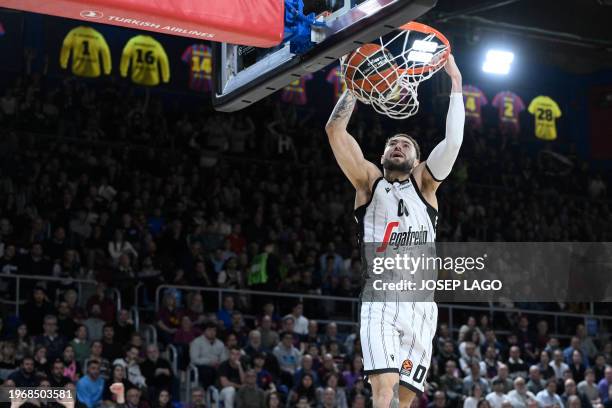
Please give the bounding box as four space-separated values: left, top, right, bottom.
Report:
397 21 451 75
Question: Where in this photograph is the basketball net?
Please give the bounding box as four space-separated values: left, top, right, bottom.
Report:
340 22 450 120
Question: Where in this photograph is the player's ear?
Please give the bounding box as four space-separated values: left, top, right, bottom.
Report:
413 159 420 168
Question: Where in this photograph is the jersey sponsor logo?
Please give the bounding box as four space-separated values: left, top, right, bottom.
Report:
397 199 409 217
375 222 428 252
385 187 391 193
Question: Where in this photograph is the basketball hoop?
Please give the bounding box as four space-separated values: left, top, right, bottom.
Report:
340 21 450 119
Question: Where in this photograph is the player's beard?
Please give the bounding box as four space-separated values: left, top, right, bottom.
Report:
382 156 414 173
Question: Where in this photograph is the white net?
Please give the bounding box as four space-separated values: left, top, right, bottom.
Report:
340 23 450 120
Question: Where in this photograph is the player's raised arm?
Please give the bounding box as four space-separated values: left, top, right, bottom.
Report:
420 54 465 193
325 90 381 190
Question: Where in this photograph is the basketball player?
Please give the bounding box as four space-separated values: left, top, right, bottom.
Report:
325 54 464 407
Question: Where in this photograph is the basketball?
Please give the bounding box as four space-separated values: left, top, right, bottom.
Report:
344 43 399 96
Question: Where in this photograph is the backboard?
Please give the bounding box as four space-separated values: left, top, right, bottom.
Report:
212 0 438 112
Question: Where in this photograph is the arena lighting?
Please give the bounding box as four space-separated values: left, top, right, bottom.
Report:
482 49 514 75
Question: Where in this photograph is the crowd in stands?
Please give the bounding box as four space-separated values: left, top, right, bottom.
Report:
0 56 611 408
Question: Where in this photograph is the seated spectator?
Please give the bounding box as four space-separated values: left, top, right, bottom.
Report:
294 354 319 387
317 386 338 408
460 342 486 376
139 344 175 398
183 292 207 328
33 345 49 375
83 304 106 342
21 287 55 336
562 378 592 408
57 301 79 336
87 340 111 379
48 359 70 387
506 376 537 408
258 315 279 350
125 386 149 408
439 360 463 407
537 351 555 380
535 378 564 408
463 361 490 396
62 345 81 382
568 350 586 383
342 354 364 390
102 364 135 403
593 354 607 382
190 322 227 389
287 373 318 408
317 353 339 384
251 353 274 392
507 346 528 380
14 324 33 360
112 345 147 389
108 229 138 264
550 349 570 381
428 390 448 408
70 325 90 365
0 342 17 380
85 283 116 323
152 389 173 408
492 365 514 393
218 346 245 408
576 324 598 363
577 368 600 403
321 322 345 351
599 366 612 404
9 356 40 387
484 346 503 379
274 331 302 385
486 378 510 408
317 372 348 408
438 340 460 375
76 360 105 408
235 369 265 407
527 365 546 395
285 302 309 336
217 295 236 330
460 330 484 361
156 292 182 345
347 379 371 408
114 309 135 344
187 387 207 408
465 384 486 408
37 316 69 362
173 316 200 370
101 324 123 362
563 337 585 366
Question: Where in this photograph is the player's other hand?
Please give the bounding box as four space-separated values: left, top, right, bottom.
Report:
444 54 461 80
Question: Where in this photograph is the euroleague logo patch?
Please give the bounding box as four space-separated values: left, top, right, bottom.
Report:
400 359 413 376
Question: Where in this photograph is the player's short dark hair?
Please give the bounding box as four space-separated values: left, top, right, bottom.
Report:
386 134 421 160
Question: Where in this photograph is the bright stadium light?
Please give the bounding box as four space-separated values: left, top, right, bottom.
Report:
482 50 514 75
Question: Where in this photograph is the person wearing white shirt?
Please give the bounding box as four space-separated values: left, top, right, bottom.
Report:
507 376 537 408
536 378 565 408
486 379 510 408
550 349 570 380
285 302 309 336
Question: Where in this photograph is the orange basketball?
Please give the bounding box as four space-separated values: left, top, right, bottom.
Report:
344 43 399 95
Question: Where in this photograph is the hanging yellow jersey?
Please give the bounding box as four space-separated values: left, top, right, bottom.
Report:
60 26 111 78
120 35 170 86
528 95 562 141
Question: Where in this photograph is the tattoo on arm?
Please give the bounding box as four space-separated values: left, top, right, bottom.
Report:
327 91 356 127
390 383 400 408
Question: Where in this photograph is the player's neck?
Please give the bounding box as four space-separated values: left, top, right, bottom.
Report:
383 169 411 183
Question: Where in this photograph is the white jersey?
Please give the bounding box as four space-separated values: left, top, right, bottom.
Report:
356 174 439 394
355 175 437 247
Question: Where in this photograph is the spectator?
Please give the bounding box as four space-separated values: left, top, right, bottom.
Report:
87 340 111 379
561 378 592 408
460 342 485 376
317 386 337 408
101 324 123 362
507 346 528 380
486 378 510 408
295 354 320 387
568 349 586 383
218 346 245 408
594 354 607 382
190 321 227 389
266 391 282 408
535 378 564 408
113 345 147 389
70 325 90 365
563 337 586 366
550 349 570 381
108 229 138 264
506 376 537 408
317 372 348 408
76 360 105 408
484 346 503 379
33 344 49 375
152 389 173 408
14 324 33 360
102 364 135 403
577 368 600 402
274 331 302 380
439 361 463 405
428 390 448 408
217 296 236 329
83 304 106 342
63 344 81 382
259 315 280 350
125 387 148 408
57 301 79 336
464 383 485 408
537 351 555 380
187 387 206 408
286 302 309 336
599 366 612 403
527 365 546 395
463 361 490 395
8 356 40 387
139 344 175 398
288 373 318 408
34 314 67 361
157 292 182 345
114 309 135 344
576 324 598 361
21 287 54 335
342 354 364 390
